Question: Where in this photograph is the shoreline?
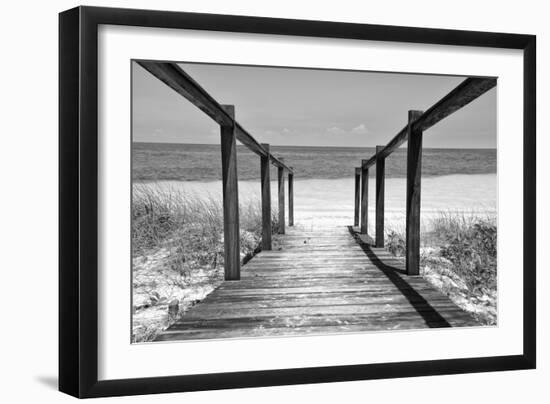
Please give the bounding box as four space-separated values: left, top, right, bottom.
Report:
133 173 497 231
133 172 497 184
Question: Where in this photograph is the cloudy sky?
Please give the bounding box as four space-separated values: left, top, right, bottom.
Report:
132 61 496 148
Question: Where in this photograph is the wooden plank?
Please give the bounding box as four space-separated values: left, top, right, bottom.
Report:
244 261 400 266
156 321 467 341
277 242 356 246
268 245 389 250
362 77 497 168
277 240 357 244
275 244 362 249
165 313 464 332
181 303 466 320
156 310 477 341
216 286 445 296
260 143 272 250
240 264 396 271
204 294 467 307
237 273 402 281
277 240 360 244
256 251 375 256
273 246 362 251
275 242 362 246
375 145 385 248
218 277 438 288
251 254 394 260
354 167 361 226
239 268 409 276
241 266 393 272
279 234 353 239
136 61 293 172
257 245 390 251
288 170 294 226
204 290 460 302
247 256 385 262
212 284 449 296
249 256 382 262
360 161 369 235
406 110 424 275
249 252 396 258
279 233 352 237
220 105 240 280
275 237 368 249
278 158 285 234
237 273 409 280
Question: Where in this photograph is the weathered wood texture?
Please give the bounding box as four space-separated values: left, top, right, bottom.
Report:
260 143 272 250
360 161 369 235
362 77 497 168
375 146 385 248
278 158 286 234
406 110 424 276
136 61 293 172
220 105 240 280
288 170 294 227
354 167 361 226
156 225 479 341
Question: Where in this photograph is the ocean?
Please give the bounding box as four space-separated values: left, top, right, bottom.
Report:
133 142 497 229
132 143 496 182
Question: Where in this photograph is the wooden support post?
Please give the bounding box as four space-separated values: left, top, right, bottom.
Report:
375 145 385 248
260 143 272 250
360 160 369 235
354 168 361 227
220 105 240 280
406 110 424 275
288 168 294 227
278 158 285 234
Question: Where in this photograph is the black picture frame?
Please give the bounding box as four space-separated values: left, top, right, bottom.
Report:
59 5 536 398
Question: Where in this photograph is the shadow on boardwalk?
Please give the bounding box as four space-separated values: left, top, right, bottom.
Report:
347 226 450 328
155 225 479 342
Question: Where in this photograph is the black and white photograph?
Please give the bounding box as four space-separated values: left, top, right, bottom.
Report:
0 1 538 401
131 61 497 343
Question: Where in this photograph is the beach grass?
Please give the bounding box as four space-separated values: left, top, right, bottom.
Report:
385 211 497 325
131 184 279 342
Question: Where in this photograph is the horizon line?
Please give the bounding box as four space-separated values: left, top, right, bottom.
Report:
132 141 497 150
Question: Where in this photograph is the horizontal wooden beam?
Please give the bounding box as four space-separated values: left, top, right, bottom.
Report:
413 77 497 133
362 77 496 168
137 60 293 173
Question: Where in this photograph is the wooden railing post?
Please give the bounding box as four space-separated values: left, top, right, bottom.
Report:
406 110 424 275
278 158 285 234
260 143 272 250
288 168 294 227
354 167 361 227
375 145 385 248
360 160 369 235
220 105 240 280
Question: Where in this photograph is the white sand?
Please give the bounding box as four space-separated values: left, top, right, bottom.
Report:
137 173 496 232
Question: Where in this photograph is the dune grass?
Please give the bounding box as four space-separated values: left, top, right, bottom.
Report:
131 184 279 342
385 211 497 325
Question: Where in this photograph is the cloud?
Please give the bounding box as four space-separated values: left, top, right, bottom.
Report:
351 124 369 135
326 126 347 136
326 124 369 136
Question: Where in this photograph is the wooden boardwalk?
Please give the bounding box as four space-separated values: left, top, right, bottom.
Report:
155 225 479 341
